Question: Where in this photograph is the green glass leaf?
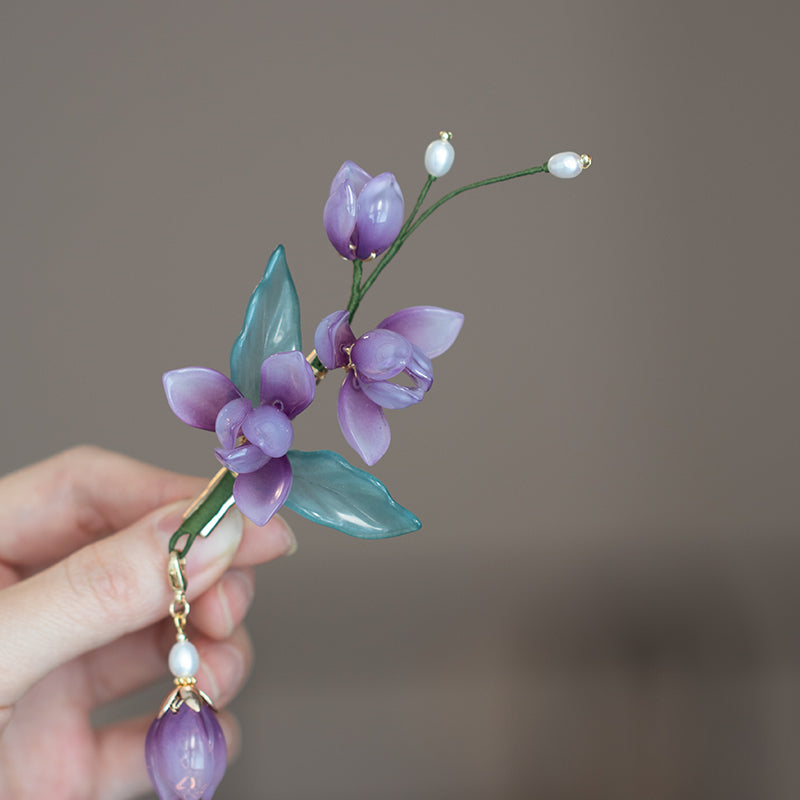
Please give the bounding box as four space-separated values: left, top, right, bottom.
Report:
230 245 302 403
285 450 421 538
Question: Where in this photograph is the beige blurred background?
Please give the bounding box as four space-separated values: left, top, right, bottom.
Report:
2 1 799 797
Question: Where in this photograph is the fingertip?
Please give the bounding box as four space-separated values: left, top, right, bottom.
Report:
191 567 255 640
184 507 245 583
234 512 297 567
196 626 253 708
217 710 242 764
276 514 299 556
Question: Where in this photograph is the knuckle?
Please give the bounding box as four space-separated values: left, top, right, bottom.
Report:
62 543 140 627
58 444 108 470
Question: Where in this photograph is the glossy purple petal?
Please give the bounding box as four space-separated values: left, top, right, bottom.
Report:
407 345 434 392
350 329 412 381
163 368 242 431
233 456 293 526
215 444 270 474
242 405 294 458
337 371 391 466
323 180 357 259
260 351 316 418
359 343 433 409
378 306 464 358
354 173 405 260
215 397 252 449
329 160 372 196
145 703 227 800
359 379 426 409
314 310 356 370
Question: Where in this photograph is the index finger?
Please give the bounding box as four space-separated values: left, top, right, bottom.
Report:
0 446 204 569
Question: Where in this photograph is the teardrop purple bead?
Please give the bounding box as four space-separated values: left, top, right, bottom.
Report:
145 703 227 800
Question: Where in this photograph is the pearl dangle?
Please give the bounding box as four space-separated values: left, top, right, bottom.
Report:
144 551 227 800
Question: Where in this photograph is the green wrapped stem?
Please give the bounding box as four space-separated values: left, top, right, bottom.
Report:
169 469 237 557
347 163 549 321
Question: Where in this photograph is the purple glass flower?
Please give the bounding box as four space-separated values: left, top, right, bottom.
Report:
145 703 227 800
314 306 463 465
323 161 405 260
163 351 315 525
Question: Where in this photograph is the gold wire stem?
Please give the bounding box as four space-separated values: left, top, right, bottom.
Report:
306 348 328 383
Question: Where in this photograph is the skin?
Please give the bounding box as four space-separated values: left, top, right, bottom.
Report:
0 446 296 799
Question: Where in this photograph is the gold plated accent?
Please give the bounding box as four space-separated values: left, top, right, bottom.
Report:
181 467 230 521
342 343 355 373
197 688 216 709
168 550 190 639
182 692 202 713
168 551 186 594
156 684 217 718
169 600 190 638
161 519 222 720
439 131 453 141
306 349 328 383
580 154 592 169
158 688 179 717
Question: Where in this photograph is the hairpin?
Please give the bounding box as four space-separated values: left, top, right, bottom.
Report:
145 132 591 798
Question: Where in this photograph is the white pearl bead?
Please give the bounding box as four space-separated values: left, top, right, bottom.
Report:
424 138 455 177
547 151 583 179
169 640 200 678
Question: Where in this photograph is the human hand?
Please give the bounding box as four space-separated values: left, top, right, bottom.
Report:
0 447 295 799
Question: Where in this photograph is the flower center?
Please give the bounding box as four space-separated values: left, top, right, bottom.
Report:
343 343 355 372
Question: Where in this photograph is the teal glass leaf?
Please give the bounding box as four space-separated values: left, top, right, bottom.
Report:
230 245 302 404
285 450 422 538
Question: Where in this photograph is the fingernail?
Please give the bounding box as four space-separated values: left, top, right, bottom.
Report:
199 642 246 706
190 508 244 576
217 569 255 635
275 515 298 556
220 642 247 689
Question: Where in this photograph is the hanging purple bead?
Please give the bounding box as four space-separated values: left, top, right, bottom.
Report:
145 701 227 800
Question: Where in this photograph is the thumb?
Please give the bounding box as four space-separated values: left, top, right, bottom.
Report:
0 498 245 710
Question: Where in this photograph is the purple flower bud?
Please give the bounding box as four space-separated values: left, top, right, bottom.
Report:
145 702 227 800
353 173 404 260
323 162 404 260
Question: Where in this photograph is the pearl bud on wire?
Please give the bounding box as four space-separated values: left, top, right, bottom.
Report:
547 151 592 179
425 131 455 177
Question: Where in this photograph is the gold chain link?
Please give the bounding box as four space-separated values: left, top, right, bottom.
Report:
167 550 189 640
